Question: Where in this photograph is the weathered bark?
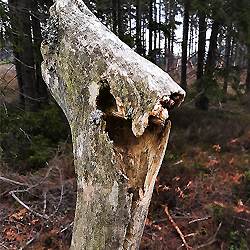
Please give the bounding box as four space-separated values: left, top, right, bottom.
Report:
41 1 185 249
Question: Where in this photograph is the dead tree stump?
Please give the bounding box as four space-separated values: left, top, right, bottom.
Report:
41 1 185 249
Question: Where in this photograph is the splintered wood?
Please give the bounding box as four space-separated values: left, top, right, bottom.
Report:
41 0 185 248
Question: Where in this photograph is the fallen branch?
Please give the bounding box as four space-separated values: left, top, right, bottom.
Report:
164 205 192 250
10 190 48 219
7 167 54 219
43 191 47 216
60 221 74 233
189 216 212 224
19 232 41 250
0 176 27 186
233 216 250 223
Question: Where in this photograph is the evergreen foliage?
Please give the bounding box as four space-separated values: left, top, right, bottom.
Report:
0 104 70 172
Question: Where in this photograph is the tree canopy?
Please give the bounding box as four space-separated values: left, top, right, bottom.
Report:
1 0 250 108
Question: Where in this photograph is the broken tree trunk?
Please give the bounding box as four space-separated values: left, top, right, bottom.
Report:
41 1 185 249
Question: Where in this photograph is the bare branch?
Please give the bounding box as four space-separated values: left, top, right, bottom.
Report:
6 167 54 219
4 49 35 69
164 205 192 250
189 216 212 224
60 221 74 233
19 127 32 142
3 75 18 90
0 176 27 186
233 216 250 223
1 64 14 80
10 190 48 219
43 191 47 216
19 232 41 250
9 86 45 101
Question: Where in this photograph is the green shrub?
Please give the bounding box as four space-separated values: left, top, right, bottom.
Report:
207 203 226 219
28 135 53 169
0 104 70 172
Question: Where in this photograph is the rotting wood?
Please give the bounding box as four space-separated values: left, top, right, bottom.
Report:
40 0 185 249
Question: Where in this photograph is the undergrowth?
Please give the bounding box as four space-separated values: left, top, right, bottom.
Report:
1 90 250 248
141 105 250 249
0 144 76 250
0 104 71 173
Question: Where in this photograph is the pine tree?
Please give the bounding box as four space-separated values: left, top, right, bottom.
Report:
1 0 52 110
180 0 190 91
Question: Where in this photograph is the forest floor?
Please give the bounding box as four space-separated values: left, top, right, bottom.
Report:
1 64 250 249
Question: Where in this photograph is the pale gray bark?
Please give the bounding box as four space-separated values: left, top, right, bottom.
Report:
41 1 185 249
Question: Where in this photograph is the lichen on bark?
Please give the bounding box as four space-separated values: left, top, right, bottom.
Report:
41 0 185 249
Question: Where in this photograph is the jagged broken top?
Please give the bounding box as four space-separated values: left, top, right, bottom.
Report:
41 0 185 137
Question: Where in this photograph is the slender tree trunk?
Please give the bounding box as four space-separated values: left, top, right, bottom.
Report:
154 0 157 50
136 0 142 54
196 5 206 81
196 20 219 110
32 1 49 107
19 0 38 111
112 0 117 35
222 29 231 97
158 0 161 51
164 0 170 71
205 21 219 76
8 0 25 107
195 1 207 110
129 4 132 38
169 0 175 69
13 52 25 107
149 0 153 57
223 0 234 97
189 16 195 58
117 0 123 39
180 0 189 91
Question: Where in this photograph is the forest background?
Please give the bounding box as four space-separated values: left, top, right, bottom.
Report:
1 0 250 249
